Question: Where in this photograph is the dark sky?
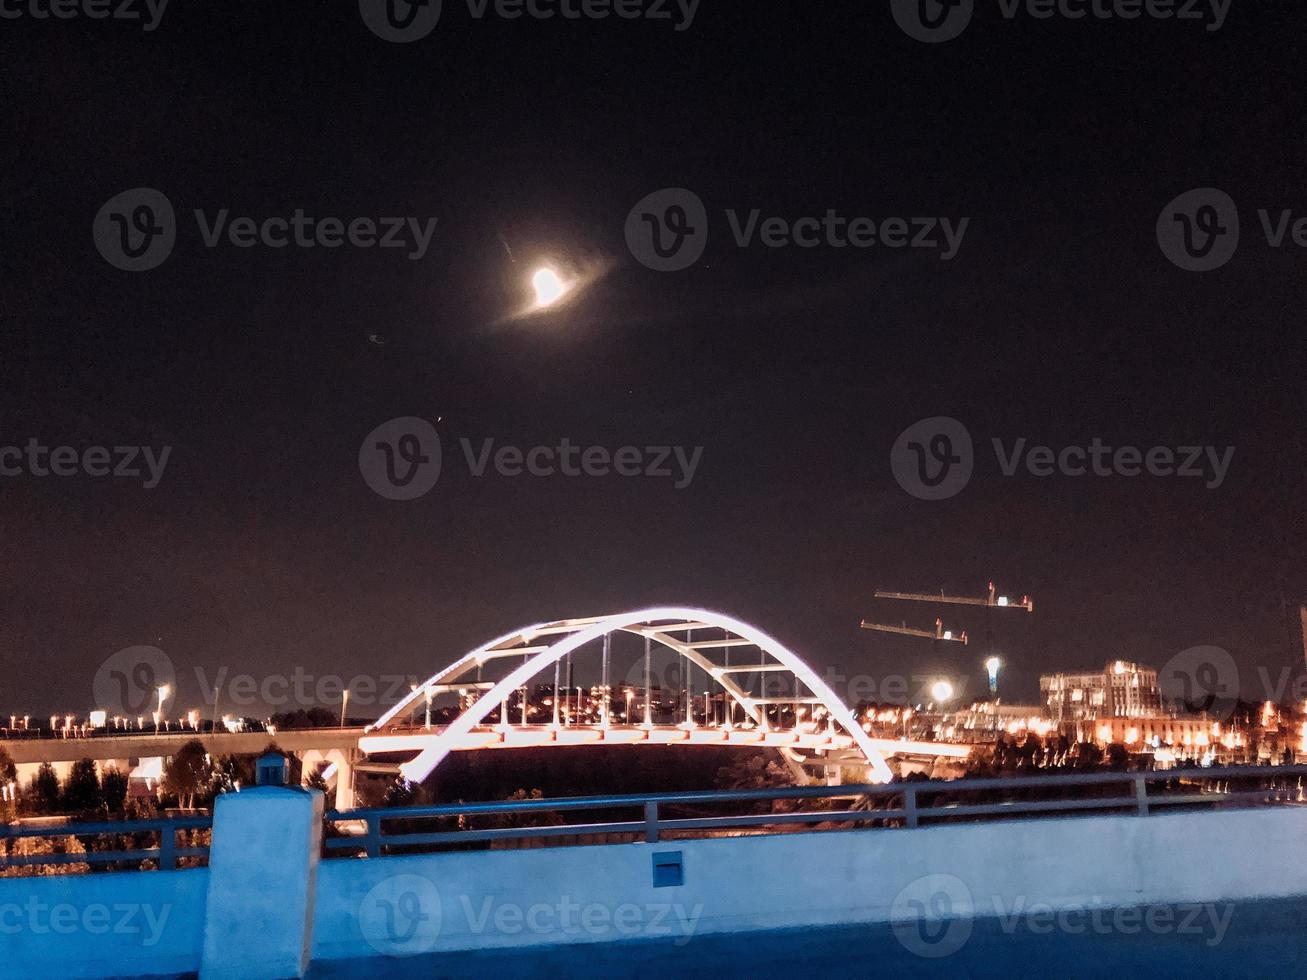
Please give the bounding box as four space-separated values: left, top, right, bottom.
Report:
2 0 1305 720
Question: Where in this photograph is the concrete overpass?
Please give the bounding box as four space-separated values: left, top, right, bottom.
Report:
0 729 368 809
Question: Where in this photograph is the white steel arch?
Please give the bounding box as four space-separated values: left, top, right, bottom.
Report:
365 607 895 783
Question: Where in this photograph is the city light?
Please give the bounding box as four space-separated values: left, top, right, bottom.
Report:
931 680 954 703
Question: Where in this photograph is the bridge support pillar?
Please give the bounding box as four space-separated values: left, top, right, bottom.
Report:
200 786 323 980
334 752 356 811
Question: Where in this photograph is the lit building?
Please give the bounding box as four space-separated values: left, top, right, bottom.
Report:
1041 660 1162 732
953 701 1054 739
1092 716 1243 766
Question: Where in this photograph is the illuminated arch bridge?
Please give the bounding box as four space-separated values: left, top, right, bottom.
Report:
362 607 969 785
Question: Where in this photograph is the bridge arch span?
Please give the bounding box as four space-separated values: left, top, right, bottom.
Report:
364 607 894 783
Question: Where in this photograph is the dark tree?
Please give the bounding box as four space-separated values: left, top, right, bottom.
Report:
1105 743 1130 771
63 758 103 813
31 762 62 814
163 740 212 810
0 747 16 784
100 767 129 812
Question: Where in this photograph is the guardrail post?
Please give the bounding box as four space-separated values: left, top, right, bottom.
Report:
1133 774 1150 817
365 814 381 858
158 822 176 870
644 801 659 843
904 787 919 828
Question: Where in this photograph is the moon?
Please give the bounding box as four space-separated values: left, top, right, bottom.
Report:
531 267 568 308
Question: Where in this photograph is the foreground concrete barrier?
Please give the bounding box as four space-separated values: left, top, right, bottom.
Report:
309 806 1307 962
2 799 1306 977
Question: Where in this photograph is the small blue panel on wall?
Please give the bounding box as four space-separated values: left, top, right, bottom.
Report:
652 850 684 888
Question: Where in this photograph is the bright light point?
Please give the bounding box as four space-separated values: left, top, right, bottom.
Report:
985 656 1001 674
931 680 954 703
532 267 567 307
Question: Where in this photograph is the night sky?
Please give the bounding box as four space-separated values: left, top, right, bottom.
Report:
2 1 1305 720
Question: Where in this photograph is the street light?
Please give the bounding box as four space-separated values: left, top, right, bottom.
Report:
985 656 1002 697
931 679 954 704
155 684 171 732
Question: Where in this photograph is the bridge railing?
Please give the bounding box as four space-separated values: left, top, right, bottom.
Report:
323 764 1307 858
0 814 212 872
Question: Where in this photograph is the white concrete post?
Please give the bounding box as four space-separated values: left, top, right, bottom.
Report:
199 787 323 980
334 753 355 811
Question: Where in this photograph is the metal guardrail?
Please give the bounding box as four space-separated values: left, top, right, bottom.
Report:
323 765 1307 858
0 815 212 870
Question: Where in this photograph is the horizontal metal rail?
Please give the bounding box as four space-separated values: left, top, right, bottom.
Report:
0 816 212 871
324 765 1307 856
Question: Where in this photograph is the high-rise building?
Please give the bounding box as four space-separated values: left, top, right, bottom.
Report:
1040 661 1162 727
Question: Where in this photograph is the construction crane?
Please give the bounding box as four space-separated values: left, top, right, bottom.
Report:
859 617 968 644
873 581 1033 613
